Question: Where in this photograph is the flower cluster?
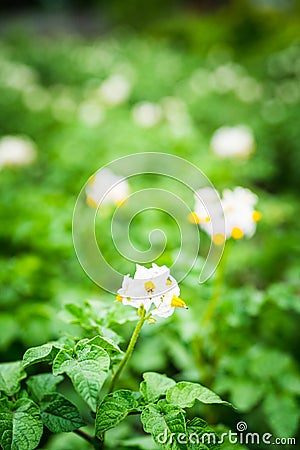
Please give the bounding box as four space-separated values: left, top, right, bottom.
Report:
117 263 187 318
85 168 130 208
191 186 261 244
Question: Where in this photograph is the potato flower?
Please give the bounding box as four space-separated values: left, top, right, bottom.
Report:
0 136 37 168
85 168 130 208
98 74 131 106
132 102 163 128
191 186 261 244
211 125 255 158
117 263 187 318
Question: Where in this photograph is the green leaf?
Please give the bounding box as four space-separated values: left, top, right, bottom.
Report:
140 372 176 403
230 379 264 412
263 393 299 437
41 393 84 432
166 382 231 408
0 398 43 450
96 389 138 435
52 341 110 411
83 335 123 354
26 373 64 402
0 361 27 396
22 343 56 368
186 418 220 449
141 400 187 449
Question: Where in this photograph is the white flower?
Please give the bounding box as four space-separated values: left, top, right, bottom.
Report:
132 102 162 128
85 168 130 208
222 187 261 239
0 136 37 168
117 263 187 317
98 74 131 106
211 125 255 158
78 100 105 127
191 186 261 244
189 187 225 243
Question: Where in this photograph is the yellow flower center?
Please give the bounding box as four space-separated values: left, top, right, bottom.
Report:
212 233 226 246
116 294 123 302
252 210 262 222
231 227 244 239
144 281 155 294
171 296 188 309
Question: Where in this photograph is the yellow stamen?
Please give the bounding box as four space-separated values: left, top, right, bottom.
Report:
86 195 97 208
204 216 211 223
116 294 123 302
115 199 127 207
171 296 188 309
148 317 156 324
144 281 155 293
88 174 96 185
252 210 262 222
213 233 226 246
166 278 172 286
231 227 244 239
188 211 200 224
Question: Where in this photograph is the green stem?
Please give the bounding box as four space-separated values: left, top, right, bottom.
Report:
108 306 147 394
201 241 230 325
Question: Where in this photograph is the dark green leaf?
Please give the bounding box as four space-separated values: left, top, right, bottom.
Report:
26 373 64 402
41 393 84 432
96 389 138 435
0 398 43 450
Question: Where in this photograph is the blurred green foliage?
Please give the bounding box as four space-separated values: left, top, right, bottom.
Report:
0 2 300 449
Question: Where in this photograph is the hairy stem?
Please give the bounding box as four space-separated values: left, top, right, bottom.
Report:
108 305 147 393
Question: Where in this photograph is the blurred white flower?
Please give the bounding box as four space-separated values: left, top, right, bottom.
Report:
211 125 255 158
0 136 37 168
132 102 163 128
78 101 105 127
191 186 261 244
85 168 130 208
98 74 131 106
117 263 187 318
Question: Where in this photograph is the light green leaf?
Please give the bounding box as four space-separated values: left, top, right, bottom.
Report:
0 361 27 396
41 393 84 432
0 398 43 450
22 343 56 368
186 418 220 449
26 373 64 402
166 382 231 408
140 372 176 403
52 342 110 411
96 389 138 435
141 400 187 449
